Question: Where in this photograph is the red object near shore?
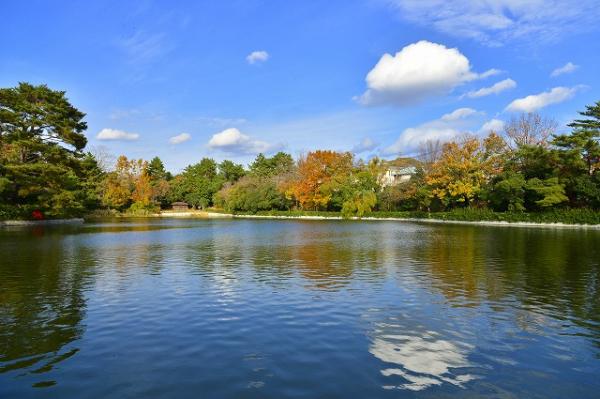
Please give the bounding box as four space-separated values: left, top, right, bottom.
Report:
31 210 44 220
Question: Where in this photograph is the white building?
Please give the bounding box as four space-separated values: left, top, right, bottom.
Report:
380 166 417 187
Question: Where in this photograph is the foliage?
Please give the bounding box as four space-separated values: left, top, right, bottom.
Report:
169 158 223 208
215 176 289 213
341 190 377 218
0 83 96 218
249 152 295 177
1 83 600 224
290 150 354 210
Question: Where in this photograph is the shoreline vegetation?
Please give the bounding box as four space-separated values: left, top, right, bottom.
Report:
2 83 600 225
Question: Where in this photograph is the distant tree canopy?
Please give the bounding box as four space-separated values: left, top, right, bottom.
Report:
1 82 600 220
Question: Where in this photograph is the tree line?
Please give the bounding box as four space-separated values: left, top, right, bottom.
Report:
1 83 599 220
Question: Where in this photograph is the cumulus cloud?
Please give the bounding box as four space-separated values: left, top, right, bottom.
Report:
384 108 481 154
96 128 139 141
479 119 505 134
207 128 276 154
169 132 191 144
351 137 378 154
357 41 496 106
246 50 269 64
387 0 600 46
464 78 516 98
551 62 579 77
505 86 578 112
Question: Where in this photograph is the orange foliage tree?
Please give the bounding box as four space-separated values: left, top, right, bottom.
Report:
290 150 353 210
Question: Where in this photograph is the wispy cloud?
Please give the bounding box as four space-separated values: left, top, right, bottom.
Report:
351 137 378 154
464 78 517 98
551 62 579 77
246 50 269 65
505 86 580 112
96 128 140 141
118 31 172 64
386 0 600 46
384 108 483 154
479 119 505 134
169 132 191 144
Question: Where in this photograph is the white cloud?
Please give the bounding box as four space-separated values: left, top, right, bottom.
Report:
96 128 139 141
352 137 378 154
385 108 481 154
440 107 478 121
387 0 600 46
246 50 269 64
479 119 505 134
505 86 578 112
551 62 579 77
357 41 496 106
465 78 516 98
169 132 191 144
207 128 276 154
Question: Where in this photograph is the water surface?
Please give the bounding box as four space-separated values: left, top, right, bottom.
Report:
1 219 599 398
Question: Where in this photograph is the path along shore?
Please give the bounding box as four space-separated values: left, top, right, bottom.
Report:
2 212 599 229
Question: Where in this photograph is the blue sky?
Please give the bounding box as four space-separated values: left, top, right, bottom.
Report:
2 0 599 171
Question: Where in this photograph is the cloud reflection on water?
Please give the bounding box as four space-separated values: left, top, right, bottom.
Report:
370 326 476 391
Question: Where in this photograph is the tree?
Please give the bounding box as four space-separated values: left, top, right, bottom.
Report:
146 157 170 181
218 160 245 183
249 152 294 177
170 158 223 208
425 138 486 208
526 177 568 208
0 83 97 217
290 151 353 210
341 190 377 218
504 112 556 150
215 176 289 213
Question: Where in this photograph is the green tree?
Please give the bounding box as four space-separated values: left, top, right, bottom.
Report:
249 152 294 177
218 160 245 183
171 158 223 208
0 83 97 217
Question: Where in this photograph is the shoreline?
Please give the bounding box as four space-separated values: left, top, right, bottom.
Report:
220 213 600 229
3 213 600 230
0 218 85 226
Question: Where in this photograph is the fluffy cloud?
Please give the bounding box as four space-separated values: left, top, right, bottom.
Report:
96 128 139 141
207 128 275 154
357 41 496 106
505 86 578 112
169 132 191 144
384 108 481 154
387 0 600 46
551 62 579 77
465 78 516 98
246 50 269 64
479 119 505 134
351 137 378 154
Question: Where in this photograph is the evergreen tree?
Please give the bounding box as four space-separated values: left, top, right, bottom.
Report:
0 83 96 217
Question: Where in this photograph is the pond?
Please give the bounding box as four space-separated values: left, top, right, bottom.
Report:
1 219 599 398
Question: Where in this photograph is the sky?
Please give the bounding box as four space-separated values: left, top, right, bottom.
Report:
2 0 600 172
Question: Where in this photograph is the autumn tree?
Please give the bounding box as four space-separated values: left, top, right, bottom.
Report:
290 150 353 210
425 138 486 208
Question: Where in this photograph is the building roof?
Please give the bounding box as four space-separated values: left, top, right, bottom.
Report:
387 166 417 174
171 202 189 206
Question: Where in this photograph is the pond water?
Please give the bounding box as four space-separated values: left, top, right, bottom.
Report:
1 219 599 398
